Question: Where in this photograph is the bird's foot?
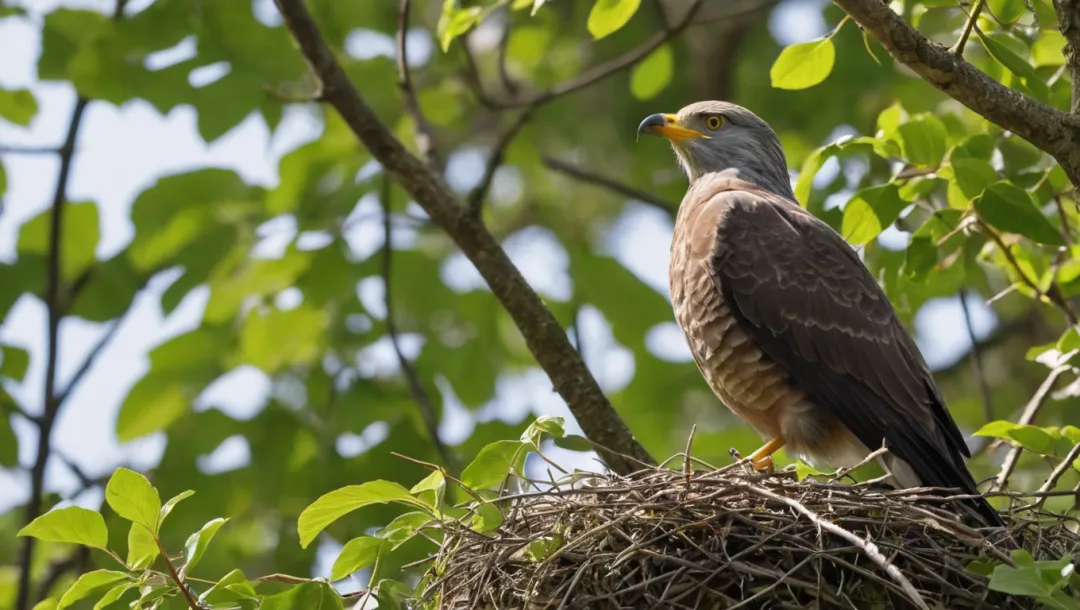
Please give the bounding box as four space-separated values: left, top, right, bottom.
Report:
752 455 775 473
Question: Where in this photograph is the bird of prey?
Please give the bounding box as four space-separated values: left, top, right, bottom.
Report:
638 100 1003 527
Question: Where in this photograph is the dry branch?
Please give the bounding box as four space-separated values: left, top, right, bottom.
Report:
272 0 654 474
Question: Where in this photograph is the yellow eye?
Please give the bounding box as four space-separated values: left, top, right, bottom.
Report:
704 115 724 130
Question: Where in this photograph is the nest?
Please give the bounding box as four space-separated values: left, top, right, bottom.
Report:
420 462 1080 610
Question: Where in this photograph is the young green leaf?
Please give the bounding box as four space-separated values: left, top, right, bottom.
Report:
157 489 194 531
461 440 527 490
93 582 136 610
297 480 426 548
105 467 162 533
377 511 433 549
184 517 228 574
553 434 594 453
17 506 109 550
0 344 29 381
436 2 482 52
199 569 255 606
974 181 1065 246
31 599 58 610
261 581 344 610
0 88 39 126
587 0 642 40
770 38 835 90
841 184 908 246
126 524 158 570
973 421 1059 454
56 570 130 610
896 115 947 166
629 44 673 101
331 536 385 581
471 502 505 533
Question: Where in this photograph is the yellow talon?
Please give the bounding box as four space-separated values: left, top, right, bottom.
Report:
747 436 785 473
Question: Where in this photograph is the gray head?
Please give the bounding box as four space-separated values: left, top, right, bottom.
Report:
637 101 794 200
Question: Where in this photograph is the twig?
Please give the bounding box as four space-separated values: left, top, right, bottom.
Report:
958 289 993 423
14 95 89 610
951 0 985 55
1055 196 1074 246
273 0 655 474
396 0 440 171
739 481 931 610
992 365 1071 491
467 109 533 216
381 177 458 474
156 536 199 609
682 424 697 490
1032 443 1080 510
541 155 676 215
979 220 1079 325
55 313 128 406
827 443 889 483
0 146 61 155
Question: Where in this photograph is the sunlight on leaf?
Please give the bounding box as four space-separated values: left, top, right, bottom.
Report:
17 506 109 550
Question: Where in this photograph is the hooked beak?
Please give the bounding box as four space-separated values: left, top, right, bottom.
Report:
636 113 708 142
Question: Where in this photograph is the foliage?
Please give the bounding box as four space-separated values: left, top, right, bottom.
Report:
3 0 1080 607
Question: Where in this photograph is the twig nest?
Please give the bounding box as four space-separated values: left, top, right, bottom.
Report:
421 466 1080 609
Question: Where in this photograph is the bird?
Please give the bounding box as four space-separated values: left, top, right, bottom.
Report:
637 100 1004 527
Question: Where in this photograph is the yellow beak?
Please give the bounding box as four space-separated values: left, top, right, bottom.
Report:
637 113 708 142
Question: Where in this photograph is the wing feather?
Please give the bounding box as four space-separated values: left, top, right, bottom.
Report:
697 181 999 526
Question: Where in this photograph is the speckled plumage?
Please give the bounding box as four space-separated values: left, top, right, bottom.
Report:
645 101 1002 527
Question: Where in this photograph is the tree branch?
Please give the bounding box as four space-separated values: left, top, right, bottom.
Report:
541 155 677 215
15 95 89 610
55 313 128 407
958 290 993 423
380 177 459 474
991 365 1071 492
396 0 441 171
273 0 654 474
467 108 533 216
832 0 1080 185
1053 0 1080 114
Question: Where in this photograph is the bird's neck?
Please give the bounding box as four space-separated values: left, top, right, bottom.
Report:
691 167 795 201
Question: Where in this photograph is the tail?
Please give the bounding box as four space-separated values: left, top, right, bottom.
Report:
882 452 1004 528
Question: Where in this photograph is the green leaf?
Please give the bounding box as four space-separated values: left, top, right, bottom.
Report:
770 38 835 90
436 2 483 52
105 467 162 533
841 184 908 246
32 600 58 610
553 434 594 452
587 0 641 40
471 502 505 533
93 583 135 610
0 345 30 381
297 480 426 549
975 181 1065 246
948 156 998 206
973 421 1059 454
17 506 109 550
1032 30 1067 67
987 0 1027 24
989 556 1075 607
126 524 158 570
897 115 947 165
629 44 672 101
0 412 17 468
978 32 1050 102
0 88 38 126
236 305 329 374
158 489 195 530
183 517 228 574
17 201 100 280
261 581 344 610
521 415 567 449
115 374 190 442
377 511 433 548
330 536 385 581
199 569 256 606
409 470 446 511
57 571 130 610
461 440 527 490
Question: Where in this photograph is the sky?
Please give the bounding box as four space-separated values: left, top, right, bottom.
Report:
0 0 995 584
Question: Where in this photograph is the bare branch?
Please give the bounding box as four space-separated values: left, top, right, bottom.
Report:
0 146 62 155
271 0 654 474
542 155 677 215
468 109 533 216
832 0 1080 185
992 365 1071 492
1032 442 1080 509
396 0 441 171
1052 0 1080 114
15 95 89 610
380 177 459 474
950 0 984 56
55 313 128 407
958 290 993 424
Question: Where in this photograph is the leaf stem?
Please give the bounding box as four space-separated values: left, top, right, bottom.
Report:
155 537 200 610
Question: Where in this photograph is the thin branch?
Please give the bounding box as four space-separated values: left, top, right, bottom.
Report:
273 0 654 474
473 0 707 110
992 365 1071 491
0 146 62 155
979 220 1079 325
1054 196 1074 246
380 177 459 474
156 536 199 609
1051 0 1080 114
55 313 127 406
14 95 89 610
1032 442 1080 509
739 481 931 610
950 0 985 56
396 0 440 171
467 109 533 216
958 290 993 423
542 155 676 215
832 0 1080 185
495 9 519 97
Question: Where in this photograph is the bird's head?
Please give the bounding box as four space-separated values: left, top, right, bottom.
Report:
637 100 794 199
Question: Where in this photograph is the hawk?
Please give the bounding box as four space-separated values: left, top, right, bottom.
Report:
638 100 1003 527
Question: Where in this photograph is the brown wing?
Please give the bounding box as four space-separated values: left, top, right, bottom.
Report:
700 180 1001 526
